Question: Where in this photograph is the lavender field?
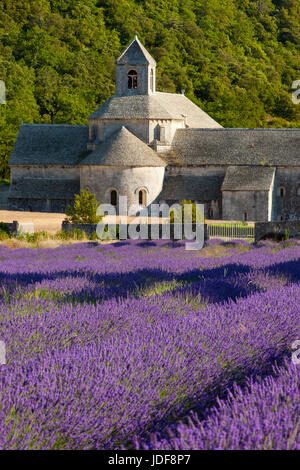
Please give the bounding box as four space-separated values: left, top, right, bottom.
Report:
0 238 299 450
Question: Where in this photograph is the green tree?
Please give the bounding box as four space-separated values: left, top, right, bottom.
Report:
65 189 102 224
170 200 205 224
0 0 300 178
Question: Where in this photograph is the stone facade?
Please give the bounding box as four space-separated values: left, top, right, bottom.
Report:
275 168 300 221
7 36 300 221
80 166 165 208
222 191 271 222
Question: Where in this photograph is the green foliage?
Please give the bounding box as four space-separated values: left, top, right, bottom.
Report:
89 231 98 241
284 228 290 240
23 231 48 243
55 228 97 241
54 230 70 241
0 229 10 240
170 200 205 224
0 1 300 177
69 228 85 240
65 189 102 224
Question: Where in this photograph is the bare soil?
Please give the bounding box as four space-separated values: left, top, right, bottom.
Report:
0 210 66 234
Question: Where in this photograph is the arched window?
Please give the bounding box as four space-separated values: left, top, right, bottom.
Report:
208 208 214 219
150 69 154 92
277 186 286 198
244 211 248 222
138 189 147 206
128 70 138 89
110 189 117 206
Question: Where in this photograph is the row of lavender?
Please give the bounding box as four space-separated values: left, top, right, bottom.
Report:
0 239 299 449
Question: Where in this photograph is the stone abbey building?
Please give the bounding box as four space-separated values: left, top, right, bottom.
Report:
8 36 300 221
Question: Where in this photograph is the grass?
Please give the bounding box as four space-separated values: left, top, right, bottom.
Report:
0 231 121 249
0 229 94 249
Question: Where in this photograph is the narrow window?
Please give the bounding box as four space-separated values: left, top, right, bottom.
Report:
297 186 300 196
138 189 147 206
244 211 248 222
110 190 117 206
209 208 214 218
278 186 286 198
150 69 154 92
128 70 138 89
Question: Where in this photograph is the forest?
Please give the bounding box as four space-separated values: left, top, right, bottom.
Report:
0 0 299 178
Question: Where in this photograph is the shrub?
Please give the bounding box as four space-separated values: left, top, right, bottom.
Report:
24 231 48 243
65 189 103 224
0 229 9 240
89 231 98 241
70 228 85 240
170 200 205 224
55 230 70 241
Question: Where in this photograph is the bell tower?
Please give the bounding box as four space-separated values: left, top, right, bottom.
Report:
115 35 156 96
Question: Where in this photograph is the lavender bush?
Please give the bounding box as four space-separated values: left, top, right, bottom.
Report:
0 239 299 449
134 360 300 450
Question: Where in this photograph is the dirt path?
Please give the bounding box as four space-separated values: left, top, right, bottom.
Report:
0 211 66 234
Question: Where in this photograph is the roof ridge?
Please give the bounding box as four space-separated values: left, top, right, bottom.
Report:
21 123 88 127
176 127 300 131
81 126 166 167
116 35 156 65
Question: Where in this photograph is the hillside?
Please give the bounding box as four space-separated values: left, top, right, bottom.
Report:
0 0 299 178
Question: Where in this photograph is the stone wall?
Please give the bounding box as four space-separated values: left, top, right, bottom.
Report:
116 63 154 96
90 119 150 144
80 166 165 209
161 166 225 219
222 190 271 221
10 166 80 182
0 220 19 236
62 221 208 242
275 168 300 220
255 221 300 241
149 119 185 145
88 118 185 146
8 169 80 213
8 198 71 213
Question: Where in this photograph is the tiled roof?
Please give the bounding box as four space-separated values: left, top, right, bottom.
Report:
81 126 166 167
116 35 156 65
222 166 276 191
160 174 223 201
8 179 80 199
88 92 222 128
170 128 300 166
9 124 89 165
